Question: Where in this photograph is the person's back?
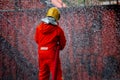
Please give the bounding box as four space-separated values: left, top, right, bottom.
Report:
35 21 66 59
35 7 66 80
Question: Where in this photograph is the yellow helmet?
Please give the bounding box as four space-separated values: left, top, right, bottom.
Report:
46 7 60 21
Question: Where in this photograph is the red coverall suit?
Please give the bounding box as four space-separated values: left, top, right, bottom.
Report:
35 22 66 80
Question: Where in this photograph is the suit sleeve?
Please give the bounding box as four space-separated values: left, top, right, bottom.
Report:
35 27 39 44
59 29 66 50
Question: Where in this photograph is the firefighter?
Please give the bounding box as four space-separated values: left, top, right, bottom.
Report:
35 7 66 80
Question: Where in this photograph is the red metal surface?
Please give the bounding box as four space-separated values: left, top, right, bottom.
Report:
0 1 120 80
